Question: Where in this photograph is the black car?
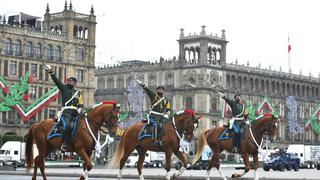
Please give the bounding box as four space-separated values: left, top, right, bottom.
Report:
263 153 300 171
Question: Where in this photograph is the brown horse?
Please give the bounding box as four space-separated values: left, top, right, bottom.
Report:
193 114 279 180
109 109 201 180
25 101 120 180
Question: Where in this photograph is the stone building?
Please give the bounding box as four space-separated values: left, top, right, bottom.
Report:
95 26 320 148
0 2 96 136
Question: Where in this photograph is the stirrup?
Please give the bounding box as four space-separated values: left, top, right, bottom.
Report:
61 143 67 152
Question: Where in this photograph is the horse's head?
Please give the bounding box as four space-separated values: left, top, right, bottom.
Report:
255 114 280 141
174 109 202 142
89 101 120 135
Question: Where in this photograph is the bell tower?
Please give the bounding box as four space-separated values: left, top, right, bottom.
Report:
177 26 228 66
42 1 96 65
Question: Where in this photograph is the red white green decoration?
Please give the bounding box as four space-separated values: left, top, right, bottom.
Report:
256 96 277 115
0 71 59 122
305 104 320 134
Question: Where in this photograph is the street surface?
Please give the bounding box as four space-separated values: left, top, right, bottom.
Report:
0 166 319 179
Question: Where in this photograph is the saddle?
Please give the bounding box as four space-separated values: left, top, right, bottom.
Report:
47 114 81 140
138 118 167 141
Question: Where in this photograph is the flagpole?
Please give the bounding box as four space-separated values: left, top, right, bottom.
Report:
288 33 291 73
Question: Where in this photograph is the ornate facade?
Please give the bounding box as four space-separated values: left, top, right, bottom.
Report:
95 26 320 147
0 2 96 136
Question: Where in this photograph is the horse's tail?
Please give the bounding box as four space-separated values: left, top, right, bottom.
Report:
192 129 209 164
25 124 36 170
108 129 127 168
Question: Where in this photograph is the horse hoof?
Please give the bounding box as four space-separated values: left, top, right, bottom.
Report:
232 173 241 178
79 176 85 180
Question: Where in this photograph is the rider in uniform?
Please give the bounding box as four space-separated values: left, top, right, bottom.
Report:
44 65 84 151
138 82 171 146
221 92 248 153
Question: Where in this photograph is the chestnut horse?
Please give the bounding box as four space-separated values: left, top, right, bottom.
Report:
109 109 201 180
193 114 279 180
25 101 120 180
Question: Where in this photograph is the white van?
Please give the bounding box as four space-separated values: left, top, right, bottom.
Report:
0 141 25 166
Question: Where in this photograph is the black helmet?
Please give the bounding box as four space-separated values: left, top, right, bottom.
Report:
67 77 77 83
156 86 165 91
234 92 241 98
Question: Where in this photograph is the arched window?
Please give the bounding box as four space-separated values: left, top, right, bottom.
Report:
226 75 230 87
73 25 78 37
97 77 105 89
231 75 236 88
14 40 21 56
107 78 114 89
26 41 33 57
35 43 41 59
149 75 156 87
55 46 62 61
4 38 12 55
46 44 53 60
165 73 174 86
117 77 124 89
84 28 88 39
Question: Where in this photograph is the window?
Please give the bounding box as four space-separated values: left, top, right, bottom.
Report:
4 38 12 55
34 43 41 59
8 110 17 125
165 73 174 86
186 97 193 109
31 64 38 77
211 98 218 112
76 48 85 61
55 46 62 61
76 69 84 82
14 40 22 56
46 45 53 60
9 61 17 75
26 41 33 57
49 110 56 119
149 75 156 87
30 86 37 99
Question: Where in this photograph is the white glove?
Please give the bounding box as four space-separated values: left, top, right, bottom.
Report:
163 114 169 119
77 108 83 115
135 79 145 87
43 64 54 74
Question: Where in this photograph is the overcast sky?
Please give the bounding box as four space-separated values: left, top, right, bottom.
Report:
2 0 320 76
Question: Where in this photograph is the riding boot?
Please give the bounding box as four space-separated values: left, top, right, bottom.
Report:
61 133 69 152
233 132 241 153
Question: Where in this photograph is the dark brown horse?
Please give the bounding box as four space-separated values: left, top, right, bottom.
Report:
109 109 201 180
25 101 120 180
193 114 279 180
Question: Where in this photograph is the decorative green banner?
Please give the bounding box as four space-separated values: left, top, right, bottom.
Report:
0 72 59 122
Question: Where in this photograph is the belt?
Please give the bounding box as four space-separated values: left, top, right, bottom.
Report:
149 111 164 116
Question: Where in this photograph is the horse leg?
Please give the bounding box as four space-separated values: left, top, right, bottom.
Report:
76 149 93 180
36 142 48 180
32 156 39 180
232 152 250 178
172 151 187 178
118 149 134 180
136 148 146 180
164 150 173 180
210 149 226 180
253 153 259 180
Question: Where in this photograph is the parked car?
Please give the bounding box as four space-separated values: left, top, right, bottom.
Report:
263 152 300 171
